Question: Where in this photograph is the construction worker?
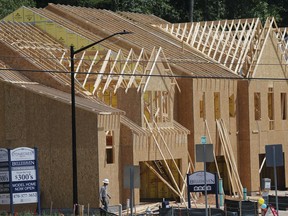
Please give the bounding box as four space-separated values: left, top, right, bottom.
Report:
100 178 111 211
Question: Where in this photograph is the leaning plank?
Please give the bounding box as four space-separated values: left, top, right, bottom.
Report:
204 120 221 179
216 120 237 196
144 116 187 206
144 161 180 196
220 119 243 197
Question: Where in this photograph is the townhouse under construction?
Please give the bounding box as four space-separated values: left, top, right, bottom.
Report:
0 3 287 212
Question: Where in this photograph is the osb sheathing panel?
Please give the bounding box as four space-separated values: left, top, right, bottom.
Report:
0 81 5 142
175 78 194 160
0 81 100 210
253 35 287 78
97 128 121 206
117 88 141 204
237 80 251 191
120 124 134 204
247 80 288 191
117 88 141 126
176 78 238 171
192 79 238 170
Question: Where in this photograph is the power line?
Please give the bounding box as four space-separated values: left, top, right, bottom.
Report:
2 67 288 81
0 55 287 66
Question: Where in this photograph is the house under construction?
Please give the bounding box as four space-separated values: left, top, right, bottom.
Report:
0 3 287 211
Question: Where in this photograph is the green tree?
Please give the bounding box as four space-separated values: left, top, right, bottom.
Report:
0 0 36 19
32 0 288 27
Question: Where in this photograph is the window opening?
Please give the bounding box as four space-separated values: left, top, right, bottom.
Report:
214 92 220 120
106 131 114 164
143 91 171 124
268 88 274 130
254 92 261 120
200 92 206 119
281 93 287 120
229 94 235 117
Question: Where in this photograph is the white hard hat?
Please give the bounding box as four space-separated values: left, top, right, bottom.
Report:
103 178 109 184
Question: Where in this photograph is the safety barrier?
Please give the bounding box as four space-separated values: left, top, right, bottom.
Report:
268 195 288 211
224 199 258 216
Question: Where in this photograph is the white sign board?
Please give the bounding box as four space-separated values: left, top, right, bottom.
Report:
11 147 35 161
188 171 215 185
10 147 38 204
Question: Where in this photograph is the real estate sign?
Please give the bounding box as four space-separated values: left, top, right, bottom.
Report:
0 147 40 214
0 148 9 204
10 147 38 204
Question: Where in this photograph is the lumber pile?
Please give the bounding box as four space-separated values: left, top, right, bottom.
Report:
216 119 243 198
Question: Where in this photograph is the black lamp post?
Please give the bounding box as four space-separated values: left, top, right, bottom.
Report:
70 30 132 213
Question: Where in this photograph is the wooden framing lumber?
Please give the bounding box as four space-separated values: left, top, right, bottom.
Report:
204 120 221 179
156 17 288 77
216 119 243 198
143 161 180 196
144 116 187 206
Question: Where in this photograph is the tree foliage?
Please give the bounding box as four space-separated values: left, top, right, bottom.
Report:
1 0 287 26
0 0 36 19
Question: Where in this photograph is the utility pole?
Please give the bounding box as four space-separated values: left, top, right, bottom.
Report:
190 0 194 22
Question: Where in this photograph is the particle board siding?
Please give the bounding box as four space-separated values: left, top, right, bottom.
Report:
0 81 5 142
0 80 102 208
4 83 26 140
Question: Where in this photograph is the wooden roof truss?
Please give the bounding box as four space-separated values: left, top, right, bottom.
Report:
278 27 288 64
61 46 179 95
0 21 75 86
1 21 178 98
157 17 288 77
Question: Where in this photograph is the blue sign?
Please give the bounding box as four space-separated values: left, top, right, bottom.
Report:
201 136 207 144
11 181 37 193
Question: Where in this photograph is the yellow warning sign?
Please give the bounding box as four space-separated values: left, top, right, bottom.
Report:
23 8 34 22
14 12 23 22
56 26 66 45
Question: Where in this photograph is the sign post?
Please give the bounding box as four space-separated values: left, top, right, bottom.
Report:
6 147 41 215
194 143 214 216
124 165 140 216
265 144 283 215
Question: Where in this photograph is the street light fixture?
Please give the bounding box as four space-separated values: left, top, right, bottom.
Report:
70 30 132 213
